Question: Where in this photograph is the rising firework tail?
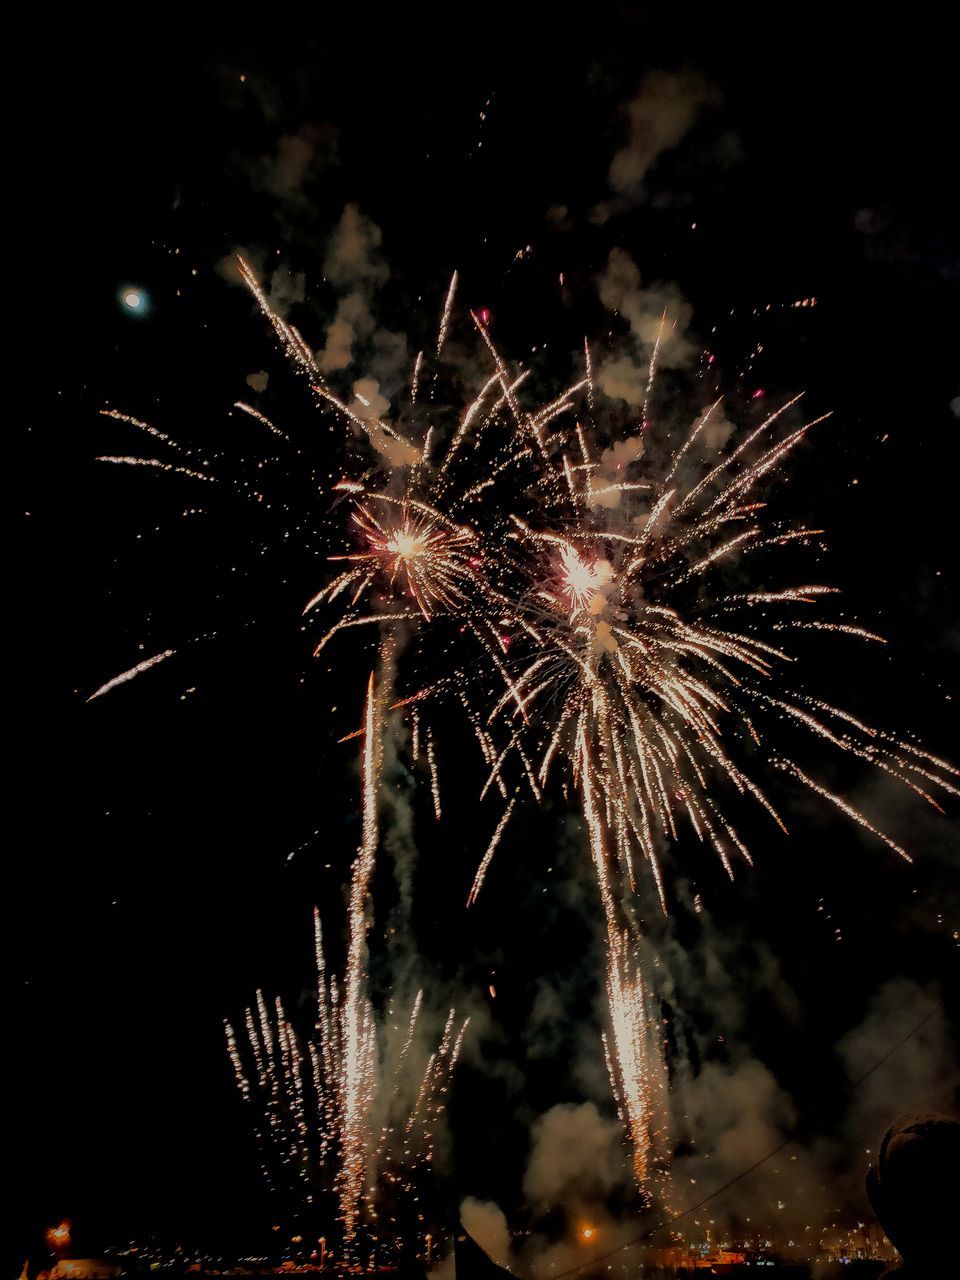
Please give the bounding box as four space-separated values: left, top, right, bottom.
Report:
225 676 467 1259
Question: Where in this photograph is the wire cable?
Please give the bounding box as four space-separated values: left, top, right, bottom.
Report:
542 999 945 1278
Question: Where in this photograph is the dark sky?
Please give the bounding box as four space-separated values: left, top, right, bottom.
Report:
10 7 958 1267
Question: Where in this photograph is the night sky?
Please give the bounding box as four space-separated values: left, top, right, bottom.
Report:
11 8 959 1269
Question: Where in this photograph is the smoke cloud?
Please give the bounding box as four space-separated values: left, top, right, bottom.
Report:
460 1197 512 1268
608 70 721 204
264 124 338 200
524 1101 628 1204
319 291 374 373
324 203 389 291
838 979 959 1155
314 205 409 413
595 249 695 407
316 205 388 373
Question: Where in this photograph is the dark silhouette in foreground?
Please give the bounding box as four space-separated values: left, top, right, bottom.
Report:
866 1112 960 1277
455 1226 515 1280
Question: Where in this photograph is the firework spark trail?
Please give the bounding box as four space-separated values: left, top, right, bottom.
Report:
225 1017 276 1191
99 406 230 473
439 370 503 472
436 271 458 358
234 400 291 441
86 649 175 701
394 990 424 1090
312 612 419 656
465 795 517 908
226 674 466 1256
426 726 443 821
411 351 424 403
95 456 215 482
99 408 178 447
224 1019 252 1102
579 728 662 1185
338 672 381 1242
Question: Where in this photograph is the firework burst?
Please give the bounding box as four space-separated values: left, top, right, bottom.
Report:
95 252 954 1208
460 345 957 1184
480 383 958 908
304 498 481 647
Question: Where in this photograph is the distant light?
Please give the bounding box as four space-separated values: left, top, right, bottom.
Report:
46 1221 71 1250
120 286 150 316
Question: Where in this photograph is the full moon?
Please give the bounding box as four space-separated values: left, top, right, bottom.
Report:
123 290 143 310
